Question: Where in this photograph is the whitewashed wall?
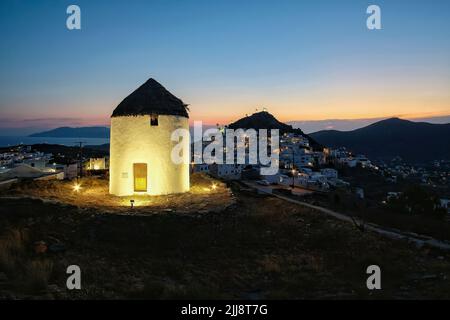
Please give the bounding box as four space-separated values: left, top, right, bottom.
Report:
109 115 190 196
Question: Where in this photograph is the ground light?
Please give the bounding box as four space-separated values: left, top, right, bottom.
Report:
73 183 81 192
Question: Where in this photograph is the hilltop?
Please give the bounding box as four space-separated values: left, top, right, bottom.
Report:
228 111 323 150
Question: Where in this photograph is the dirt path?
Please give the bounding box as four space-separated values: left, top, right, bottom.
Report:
246 183 450 251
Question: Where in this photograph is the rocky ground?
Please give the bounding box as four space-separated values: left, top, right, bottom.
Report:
3 173 234 214
1 179 450 299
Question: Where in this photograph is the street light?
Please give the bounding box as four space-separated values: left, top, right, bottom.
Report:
291 169 297 189
288 146 297 189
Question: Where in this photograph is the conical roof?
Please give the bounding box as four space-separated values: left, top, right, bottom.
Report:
111 78 189 118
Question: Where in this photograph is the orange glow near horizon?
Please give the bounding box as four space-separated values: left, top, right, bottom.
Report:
5 109 448 129
182 68 450 125
1 0 449 134
188 109 450 127
2 107 449 129
2 94 449 129
183 81 450 125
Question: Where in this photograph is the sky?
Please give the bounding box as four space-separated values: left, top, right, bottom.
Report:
0 0 449 135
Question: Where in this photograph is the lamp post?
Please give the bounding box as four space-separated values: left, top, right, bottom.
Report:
291 169 297 189
75 141 86 178
289 146 297 189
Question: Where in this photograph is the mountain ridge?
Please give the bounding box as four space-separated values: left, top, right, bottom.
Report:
288 115 450 133
310 117 450 163
29 126 110 138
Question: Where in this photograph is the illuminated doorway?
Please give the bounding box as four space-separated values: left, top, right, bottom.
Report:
133 163 147 192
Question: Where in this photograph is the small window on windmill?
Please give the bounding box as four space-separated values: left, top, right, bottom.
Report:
150 114 159 126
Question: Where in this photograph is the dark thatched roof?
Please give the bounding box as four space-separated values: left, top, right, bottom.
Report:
111 78 189 118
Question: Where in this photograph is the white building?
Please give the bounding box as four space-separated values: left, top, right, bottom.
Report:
23 158 48 170
209 163 243 180
281 133 309 147
0 164 64 182
320 168 338 179
109 78 190 196
87 157 107 170
46 163 78 180
193 163 210 174
280 146 314 169
329 147 350 159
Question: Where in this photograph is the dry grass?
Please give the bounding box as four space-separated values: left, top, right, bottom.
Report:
260 255 282 274
0 228 53 294
2 183 450 299
24 260 53 292
4 173 233 214
0 228 28 274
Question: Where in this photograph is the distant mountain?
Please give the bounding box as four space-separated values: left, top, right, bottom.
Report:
288 118 383 134
288 115 450 134
228 111 323 150
29 127 110 138
310 118 450 163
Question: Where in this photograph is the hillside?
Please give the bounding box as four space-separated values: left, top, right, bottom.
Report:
228 111 323 150
29 126 110 138
2 182 450 299
310 118 450 163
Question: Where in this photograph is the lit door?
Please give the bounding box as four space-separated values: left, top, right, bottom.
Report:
133 163 147 192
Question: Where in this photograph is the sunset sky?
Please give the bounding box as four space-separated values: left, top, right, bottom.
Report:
1 0 449 135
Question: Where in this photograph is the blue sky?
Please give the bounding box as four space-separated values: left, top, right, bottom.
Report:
0 0 449 134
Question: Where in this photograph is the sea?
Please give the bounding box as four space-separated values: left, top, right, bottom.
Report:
0 136 110 148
